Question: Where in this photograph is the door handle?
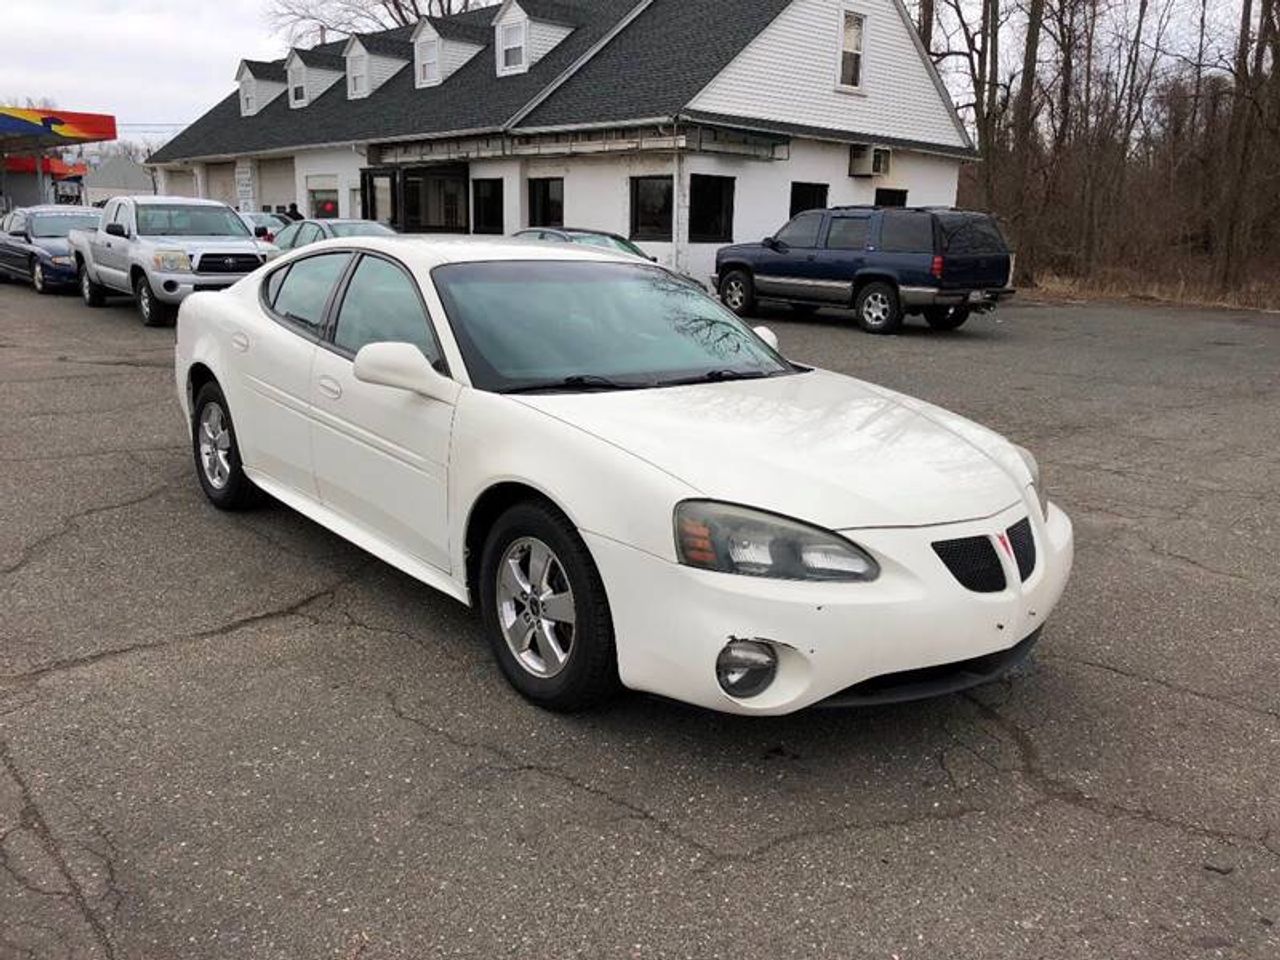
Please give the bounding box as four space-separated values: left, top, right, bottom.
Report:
230 332 250 353
317 375 342 400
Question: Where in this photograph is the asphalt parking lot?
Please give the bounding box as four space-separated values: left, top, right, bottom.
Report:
1 281 1277 960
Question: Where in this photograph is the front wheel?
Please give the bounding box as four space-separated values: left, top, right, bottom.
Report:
924 306 971 331
854 281 903 334
191 382 261 510
135 275 173 327
31 260 51 295
719 269 756 317
80 264 106 307
479 501 620 712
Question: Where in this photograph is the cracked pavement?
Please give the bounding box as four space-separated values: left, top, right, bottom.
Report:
0 283 1277 959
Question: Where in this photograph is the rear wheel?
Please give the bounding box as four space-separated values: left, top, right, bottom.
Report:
191 382 262 511
479 501 620 711
924 306 971 331
719 269 756 317
854 281 903 334
79 264 106 307
135 274 172 326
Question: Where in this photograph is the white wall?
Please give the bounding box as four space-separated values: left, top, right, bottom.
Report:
688 0 968 151
293 147 367 218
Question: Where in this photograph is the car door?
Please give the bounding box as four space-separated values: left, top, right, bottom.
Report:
753 210 832 301
0 212 25 276
233 250 352 498
95 200 132 289
812 214 872 301
309 252 454 572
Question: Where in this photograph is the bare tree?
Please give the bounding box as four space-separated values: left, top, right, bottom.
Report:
267 0 496 45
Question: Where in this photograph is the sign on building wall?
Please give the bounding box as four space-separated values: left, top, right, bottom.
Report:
235 159 257 212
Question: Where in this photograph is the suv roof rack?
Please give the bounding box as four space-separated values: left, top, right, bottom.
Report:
827 204 959 213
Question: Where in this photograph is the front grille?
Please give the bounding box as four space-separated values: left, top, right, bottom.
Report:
933 536 1006 593
196 253 262 274
1006 517 1036 581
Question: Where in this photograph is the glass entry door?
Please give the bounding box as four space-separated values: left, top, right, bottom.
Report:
403 164 469 233
361 168 398 228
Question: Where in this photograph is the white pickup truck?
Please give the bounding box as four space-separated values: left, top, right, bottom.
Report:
69 195 275 326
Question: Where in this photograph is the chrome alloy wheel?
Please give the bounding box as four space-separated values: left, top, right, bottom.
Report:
80 269 92 302
862 290 892 327
32 263 44 292
722 277 746 310
496 536 576 679
138 281 153 322
198 402 233 490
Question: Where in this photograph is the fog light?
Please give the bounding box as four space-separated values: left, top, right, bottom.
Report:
163 280 178 294
716 639 778 699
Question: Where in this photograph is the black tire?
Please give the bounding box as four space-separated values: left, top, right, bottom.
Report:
479 500 620 712
79 263 106 307
31 259 52 295
191 381 262 511
924 306 971 331
854 280 903 334
134 274 173 327
719 269 756 317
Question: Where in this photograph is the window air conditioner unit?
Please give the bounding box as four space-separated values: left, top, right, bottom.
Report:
849 145 891 178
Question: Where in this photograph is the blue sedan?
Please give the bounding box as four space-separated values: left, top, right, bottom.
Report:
0 205 102 293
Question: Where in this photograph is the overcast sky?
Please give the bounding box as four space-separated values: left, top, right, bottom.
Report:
2 0 285 147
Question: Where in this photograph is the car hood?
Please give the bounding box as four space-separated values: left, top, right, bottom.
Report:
31 237 71 257
136 236 268 254
515 369 1027 530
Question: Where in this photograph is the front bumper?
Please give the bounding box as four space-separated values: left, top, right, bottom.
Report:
901 286 1017 310
150 271 246 303
585 500 1073 715
41 259 79 285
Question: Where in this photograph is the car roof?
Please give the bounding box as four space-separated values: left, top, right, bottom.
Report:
132 195 231 207
15 205 99 214
294 235 642 270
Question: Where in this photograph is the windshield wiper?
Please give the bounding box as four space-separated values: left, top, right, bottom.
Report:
654 369 777 387
502 374 655 395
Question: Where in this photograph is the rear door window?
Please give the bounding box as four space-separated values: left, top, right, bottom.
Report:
274 223 301 249
937 213 1009 254
879 211 935 253
270 253 350 332
826 217 870 250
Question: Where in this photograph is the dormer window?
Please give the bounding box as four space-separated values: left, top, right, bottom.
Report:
348 53 368 97
418 39 440 85
241 87 254 114
289 64 306 105
499 22 526 74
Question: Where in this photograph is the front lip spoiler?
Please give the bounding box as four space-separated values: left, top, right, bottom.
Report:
815 627 1042 708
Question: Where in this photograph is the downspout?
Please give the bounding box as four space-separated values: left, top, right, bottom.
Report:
672 117 683 273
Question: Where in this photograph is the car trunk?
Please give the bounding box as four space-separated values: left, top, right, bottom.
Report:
937 213 1012 289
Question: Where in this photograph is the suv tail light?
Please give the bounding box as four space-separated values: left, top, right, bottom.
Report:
931 255 945 280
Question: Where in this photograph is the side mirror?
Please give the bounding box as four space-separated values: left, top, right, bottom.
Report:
353 342 459 404
8 229 26 238
762 236 777 250
253 225 269 238
753 325 780 351
104 222 127 238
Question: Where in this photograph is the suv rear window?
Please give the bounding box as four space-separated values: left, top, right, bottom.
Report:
937 213 1008 254
879 211 935 253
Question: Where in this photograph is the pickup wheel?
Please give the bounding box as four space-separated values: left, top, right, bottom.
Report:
924 306 971 331
854 281 903 335
135 275 173 327
719 269 756 317
79 264 106 307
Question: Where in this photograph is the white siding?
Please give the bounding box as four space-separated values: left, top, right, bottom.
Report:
528 20 574 63
306 67 343 104
688 0 968 150
256 80 286 111
443 40 484 77
347 40 407 98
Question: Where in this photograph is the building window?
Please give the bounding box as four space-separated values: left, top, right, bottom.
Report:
289 65 306 104
630 176 673 242
472 179 504 234
349 55 367 97
688 174 734 243
310 190 339 219
839 11 865 89
528 178 563 228
418 39 441 85
241 86 254 114
790 182 829 218
500 22 526 73
875 188 908 207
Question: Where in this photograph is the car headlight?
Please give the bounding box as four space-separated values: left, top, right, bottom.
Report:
152 250 192 273
675 501 879 582
1014 444 1050 519
50 255 73 266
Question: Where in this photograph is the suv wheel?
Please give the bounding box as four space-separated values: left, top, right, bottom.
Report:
854 281 903 335
924 306 971 331
479 500 620 712
719 270 756 317
135 275 172 327
80 264 106 307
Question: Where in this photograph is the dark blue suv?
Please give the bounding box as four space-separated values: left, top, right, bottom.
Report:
713 207 1014 334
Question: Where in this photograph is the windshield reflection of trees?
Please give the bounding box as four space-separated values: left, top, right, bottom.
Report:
638 269 760 367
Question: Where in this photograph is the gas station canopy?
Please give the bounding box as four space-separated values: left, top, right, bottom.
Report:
0 107 117 153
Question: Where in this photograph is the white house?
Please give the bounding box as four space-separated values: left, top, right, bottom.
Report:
148 0 972 282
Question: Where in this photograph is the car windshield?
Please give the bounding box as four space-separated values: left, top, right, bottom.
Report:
937 213 1009 254
328 221 396 238
30 213 101 238
570 233 647 258
432 260 792 393
136 204 251 237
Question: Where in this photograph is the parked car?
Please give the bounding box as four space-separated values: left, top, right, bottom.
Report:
714 206 1015 333
238 211 291 243
175 237 1071 715
69 196 273 326
269 218 395 256
0 205 101 294
513 227 655 260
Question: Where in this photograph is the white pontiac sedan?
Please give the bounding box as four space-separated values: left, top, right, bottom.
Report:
175 237 1073 715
